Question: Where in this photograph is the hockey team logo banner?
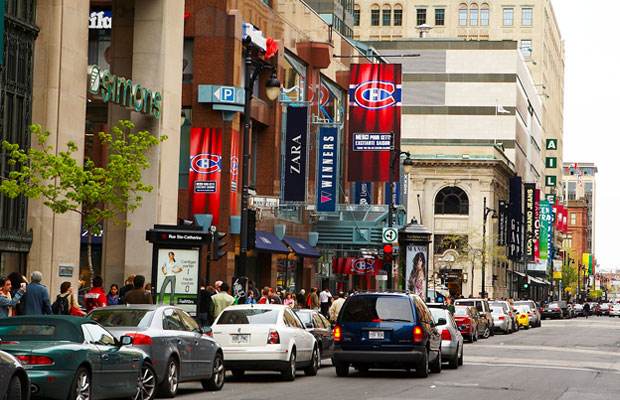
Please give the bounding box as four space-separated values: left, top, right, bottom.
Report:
348 64 402 182
230 129 240 216
282 106 308 202
524 183 536 261
189 128 223 224
317 127 339 212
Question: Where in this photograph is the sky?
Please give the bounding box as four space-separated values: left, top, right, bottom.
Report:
551 1 619 272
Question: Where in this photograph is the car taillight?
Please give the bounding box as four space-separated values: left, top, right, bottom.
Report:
333 324 342 342
554 308 561 312
267 329 280 344
441 329 452 341
462 317 471 325
499 316 505 320
16 355 54 365
413 326 424 343
126 333 153 345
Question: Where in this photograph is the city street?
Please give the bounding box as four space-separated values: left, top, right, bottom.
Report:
175 317 620 400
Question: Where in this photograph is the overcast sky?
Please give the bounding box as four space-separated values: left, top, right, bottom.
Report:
552 1 618 272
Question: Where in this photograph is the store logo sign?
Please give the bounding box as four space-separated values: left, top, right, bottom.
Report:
89 11 112 30
352 81 401 110
190 154 222 174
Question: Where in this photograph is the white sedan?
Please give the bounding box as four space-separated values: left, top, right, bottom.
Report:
609 303 620 317
211 304 319 381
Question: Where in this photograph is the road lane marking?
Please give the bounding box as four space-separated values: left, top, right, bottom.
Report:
471 344 620 357
465 355 620 373
465 361 611 374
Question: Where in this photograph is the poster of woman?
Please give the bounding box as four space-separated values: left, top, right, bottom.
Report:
406 245 428 299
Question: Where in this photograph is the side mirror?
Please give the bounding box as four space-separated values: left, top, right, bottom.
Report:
437 318 447 326
119 336 133 346
202 327 213 337
305 322 313 329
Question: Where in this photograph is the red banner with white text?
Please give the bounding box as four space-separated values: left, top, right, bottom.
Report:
189 128 223 225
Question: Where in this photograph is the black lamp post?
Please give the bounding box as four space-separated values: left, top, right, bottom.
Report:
238 41 280 277
481 197 496 299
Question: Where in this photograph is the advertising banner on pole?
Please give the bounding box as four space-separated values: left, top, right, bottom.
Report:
230 129 240 216
189 128 223 224
354 182 372 205
317 127 339 212
539 200 551 260
406 245 428 299
498 200 508 246
524 183 536 261
508 177 523 261
156 248 199 313
347 64 402 182
534 188 540 261
282 106 308 202
385 182 401 206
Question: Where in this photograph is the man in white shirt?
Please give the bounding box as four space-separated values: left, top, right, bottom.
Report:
329 292 346 323
319 288 332 317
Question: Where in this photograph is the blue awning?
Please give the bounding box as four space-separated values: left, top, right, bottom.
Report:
255 231 290 254
283 236 320 258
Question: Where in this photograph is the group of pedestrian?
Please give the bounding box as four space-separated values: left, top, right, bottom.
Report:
0 271 53 318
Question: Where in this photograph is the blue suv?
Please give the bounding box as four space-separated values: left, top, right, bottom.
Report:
331 292 442 377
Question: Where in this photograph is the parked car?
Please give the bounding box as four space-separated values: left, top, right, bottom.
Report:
0 315 153 400
0 350 30 400
608 303 620 317
428 306 464 369
572 303 584 317
514 300 542 327
88 304 225 397
514 305 532 329
491 306 511 334
600 303 611 316
543 302 567 319
453 306 480 342
331 292 442 378
454 298 493 338
293 309 334 364
490 301 518 332
211 304 318 381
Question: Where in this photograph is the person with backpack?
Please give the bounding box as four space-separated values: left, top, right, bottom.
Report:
52 281 78 315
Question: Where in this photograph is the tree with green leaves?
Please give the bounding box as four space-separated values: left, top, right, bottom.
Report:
0 120 167 281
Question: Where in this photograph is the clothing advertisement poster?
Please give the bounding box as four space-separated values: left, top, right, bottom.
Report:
539 200 551 260
347 63 402 182
524 183 536 261
189 127 223 224
316 127 339 212
156 248 199 313
282 106 308 202
406 245 428 299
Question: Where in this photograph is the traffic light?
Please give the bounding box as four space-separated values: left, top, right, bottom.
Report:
247 209 256 250
211 231 228 261
383 244 393 256
522 283 529 290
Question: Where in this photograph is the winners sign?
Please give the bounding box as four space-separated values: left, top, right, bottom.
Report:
347 64 402 182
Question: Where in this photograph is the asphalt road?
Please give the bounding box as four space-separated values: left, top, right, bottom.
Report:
176 316 620 400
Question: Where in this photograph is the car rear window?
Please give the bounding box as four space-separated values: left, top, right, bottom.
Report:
454 307 469 316
217 309 279 325
89 309 154 328
294 311 312 325
341 296 414 323
0 322 80 342
548 303 560 308
429 308 447 323
456 300 483 312
492 307 503 314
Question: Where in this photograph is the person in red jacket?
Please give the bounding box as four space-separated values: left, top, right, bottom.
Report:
84 276 107 312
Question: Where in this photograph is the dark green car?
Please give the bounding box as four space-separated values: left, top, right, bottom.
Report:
0 316 156 400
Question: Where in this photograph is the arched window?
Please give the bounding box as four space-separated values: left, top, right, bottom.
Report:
470 3 479 26
480 3 490 26
458 4 468 26
382 4 392 26
354 5 361 26
394 4 403 26
435 187 469 215
371 4 380 26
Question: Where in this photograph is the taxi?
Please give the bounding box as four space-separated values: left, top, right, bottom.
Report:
514 305 531 329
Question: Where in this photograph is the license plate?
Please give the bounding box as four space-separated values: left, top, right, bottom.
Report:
368 331 384 340
231 334 250 344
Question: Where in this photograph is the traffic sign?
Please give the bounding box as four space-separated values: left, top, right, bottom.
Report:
382 227 398 244
214 86 236 103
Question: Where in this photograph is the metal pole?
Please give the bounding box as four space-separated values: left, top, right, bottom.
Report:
470 253 475 297
482 197 487 299
239 52 254 278
386 153 395 290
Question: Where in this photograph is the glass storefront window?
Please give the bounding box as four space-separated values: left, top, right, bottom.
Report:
281 51 307 104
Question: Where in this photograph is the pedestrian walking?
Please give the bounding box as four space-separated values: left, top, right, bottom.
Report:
119 275 135 304
84 276 107 312
0 276 26 318
107 284 121 305
52 281 73 315
23 271 52 315
284 293 295 308
7 272 27 315
308 287 320 310
214 280 223 293
123 275 153 304
583 302 590 319
329 292 346 323
197 282 216 327
269 287 282 304
319 287 332 317
258 288 269 304
297 289 307 309
211 282 235 319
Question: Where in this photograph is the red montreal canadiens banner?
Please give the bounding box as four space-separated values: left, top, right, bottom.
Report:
347 64 402 182
230 129 240 216
189 128 223 224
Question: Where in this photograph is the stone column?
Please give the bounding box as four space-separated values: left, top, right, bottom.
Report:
29 1 89 295
122 0 184 278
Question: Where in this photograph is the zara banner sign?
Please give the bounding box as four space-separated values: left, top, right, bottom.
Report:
282 106 308 202
317 127 338 212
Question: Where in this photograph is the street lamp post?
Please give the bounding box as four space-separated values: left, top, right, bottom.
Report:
239 42 281 278
481 197 496 299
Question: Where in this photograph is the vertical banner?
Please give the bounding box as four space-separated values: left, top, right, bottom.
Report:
354 182 372 205
317 127 339 212
498 200 508 246
534 189 541 261
539 200 551 260
282 106 308 202
385 182 401 206
230 129 240 216
348 64 402 182
508 177 523 261
524 183 536 261
189 128 223 224
406 245 428 299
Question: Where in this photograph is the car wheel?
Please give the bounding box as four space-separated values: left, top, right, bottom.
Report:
7 375 22 400
430 349 442 373
69 367 91 400
414 349 429 378
202 353 225 391
157 358 179 398
281 350 296 381
448 346 459 369
134 363 156 400
230 369 245 378
458 346 464 366
304 347 319 376
335 362 349 377
482 326 490 339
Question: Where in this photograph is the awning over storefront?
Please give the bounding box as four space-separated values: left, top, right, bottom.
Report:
511 270 526 278
284 236 320 258
255 231 290 254
528 275 549 285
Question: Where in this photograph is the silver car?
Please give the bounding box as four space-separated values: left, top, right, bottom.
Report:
0 350 29 400
429 307 464 369
89 305 225 398
491 306 511 334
